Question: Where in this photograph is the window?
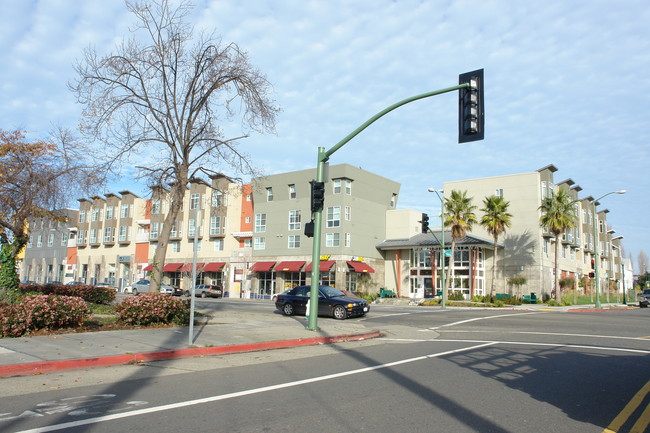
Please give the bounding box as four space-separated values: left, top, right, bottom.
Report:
61 232 68 246
244 238 252 248
188 219 197 236
91 208 100 221
213 239 224 251
119 226 128 242
77 230 85 245
266 187 273 202
345 233 351 247
190 193 200 210
333 179 341 194
582 209 587 224
170 221 180 237
390 193 397 208
105 206 114 220
89 229 97 244
599 219 604 233
326 206 341 228
345 179 352 195
210 216 223 235
171 241 180 253
326 233 340 247
495 189 503 197
245 216 251 224
344 206 351 221
254 237 265 250
48 233 54 247
151 199 161 214
288 235 300 248
104 227 113 242
212 190 224 207
255 213 266 232
28 235 33 248
289 210 301 230
79 210 87 223
150 222 159 240
246 194 252 201
289 184 296 199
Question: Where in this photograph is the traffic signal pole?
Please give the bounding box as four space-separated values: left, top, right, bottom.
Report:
306 82 474 331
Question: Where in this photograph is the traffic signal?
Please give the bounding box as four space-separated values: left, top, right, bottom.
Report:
458 69 485 143
589 272 595 278
591 259 595 269
304 220 314 238
421 213 429 234
310 180 325 212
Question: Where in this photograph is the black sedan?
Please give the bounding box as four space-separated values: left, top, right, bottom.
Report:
275 285 369 320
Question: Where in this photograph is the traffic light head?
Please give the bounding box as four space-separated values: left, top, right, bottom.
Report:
310 180 325 212
458 69 485 143
421 213 429 234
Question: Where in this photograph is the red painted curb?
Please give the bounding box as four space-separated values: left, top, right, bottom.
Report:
0 330 382 378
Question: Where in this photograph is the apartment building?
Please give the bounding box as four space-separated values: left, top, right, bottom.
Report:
441 164 625 299
247 164 401 297
21 208 78 284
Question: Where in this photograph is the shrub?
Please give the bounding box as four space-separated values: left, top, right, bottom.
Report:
19 283 116 304
115 293 190 326
1 295 91 338
449 291 465 301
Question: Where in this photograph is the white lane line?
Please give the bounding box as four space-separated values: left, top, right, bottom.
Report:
443 330 650 341
15 342 496 433
381 338 650 355
422 311 540 331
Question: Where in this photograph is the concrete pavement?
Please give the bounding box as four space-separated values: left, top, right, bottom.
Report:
0 300 635 378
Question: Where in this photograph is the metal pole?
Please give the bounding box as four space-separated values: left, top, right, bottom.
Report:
306 84 469 331
189 202 199 343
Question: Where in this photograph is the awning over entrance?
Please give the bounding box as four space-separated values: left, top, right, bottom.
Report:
202 262 226 272
274 261 306 272
347 261 375 273
179 263 204 273
162 263 183 272
143 264 153 272
249 261 276 272
305 260 335 272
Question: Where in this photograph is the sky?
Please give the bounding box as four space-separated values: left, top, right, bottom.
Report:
1 0 649 271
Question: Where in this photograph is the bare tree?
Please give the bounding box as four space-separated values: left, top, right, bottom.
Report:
638 250 649 275
0 128 102 302
69 0 279 291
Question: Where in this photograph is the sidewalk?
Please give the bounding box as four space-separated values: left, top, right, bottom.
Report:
0 310 380 378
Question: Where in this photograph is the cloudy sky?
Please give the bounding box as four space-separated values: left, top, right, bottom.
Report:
2 0 649 270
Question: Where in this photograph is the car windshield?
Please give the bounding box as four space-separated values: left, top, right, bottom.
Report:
319 286 346 298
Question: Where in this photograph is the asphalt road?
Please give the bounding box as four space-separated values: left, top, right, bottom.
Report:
1 302 649 433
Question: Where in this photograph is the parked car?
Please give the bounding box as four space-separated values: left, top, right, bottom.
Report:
127 279 182 296
271 289 290 303
185 284 223 298
94 282 116 291
638 289 650 308
65 280 83 286
275 285 369 320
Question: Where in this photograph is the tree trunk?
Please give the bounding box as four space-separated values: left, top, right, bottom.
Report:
554 234 561 303
490 235 498 297
445 239 456 293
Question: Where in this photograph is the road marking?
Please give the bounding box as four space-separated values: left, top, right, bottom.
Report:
442 330 650 342
13 342 496 433
602 380 650 433
423 311 540 331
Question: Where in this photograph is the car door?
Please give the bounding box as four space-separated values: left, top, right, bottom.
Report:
317 288 334 316
291 286 310 315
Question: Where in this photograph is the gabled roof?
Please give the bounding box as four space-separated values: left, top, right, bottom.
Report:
376 230 500 250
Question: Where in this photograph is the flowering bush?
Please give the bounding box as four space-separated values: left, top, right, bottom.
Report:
20 283 116 304
1 295 91 338
115 293 190 326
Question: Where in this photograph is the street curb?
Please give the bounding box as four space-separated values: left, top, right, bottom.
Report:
0 330 382 378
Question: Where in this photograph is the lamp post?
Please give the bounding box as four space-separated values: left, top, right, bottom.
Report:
427 188 446 309
612 235 625 304
592 190 626 309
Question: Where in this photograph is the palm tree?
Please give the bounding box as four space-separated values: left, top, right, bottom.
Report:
443 190 477 292
539 188 577 303
480 195 512 297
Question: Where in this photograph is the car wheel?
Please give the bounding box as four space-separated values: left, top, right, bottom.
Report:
184 290 190 297
333 305 347 320
133 288 138 296
641 303 647 308
201 292 207 298
282 303 294 316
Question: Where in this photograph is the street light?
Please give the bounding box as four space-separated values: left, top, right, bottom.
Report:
427 188 446 309
612 235 625 304
592 190 626 309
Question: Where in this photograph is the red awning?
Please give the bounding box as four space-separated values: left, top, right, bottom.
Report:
274 261 306 272
162 262 183 272
305 260 335 272
143 264 153 272
249 261 276 272
179 263 204 273
347 261 375 273
202 262 226 272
